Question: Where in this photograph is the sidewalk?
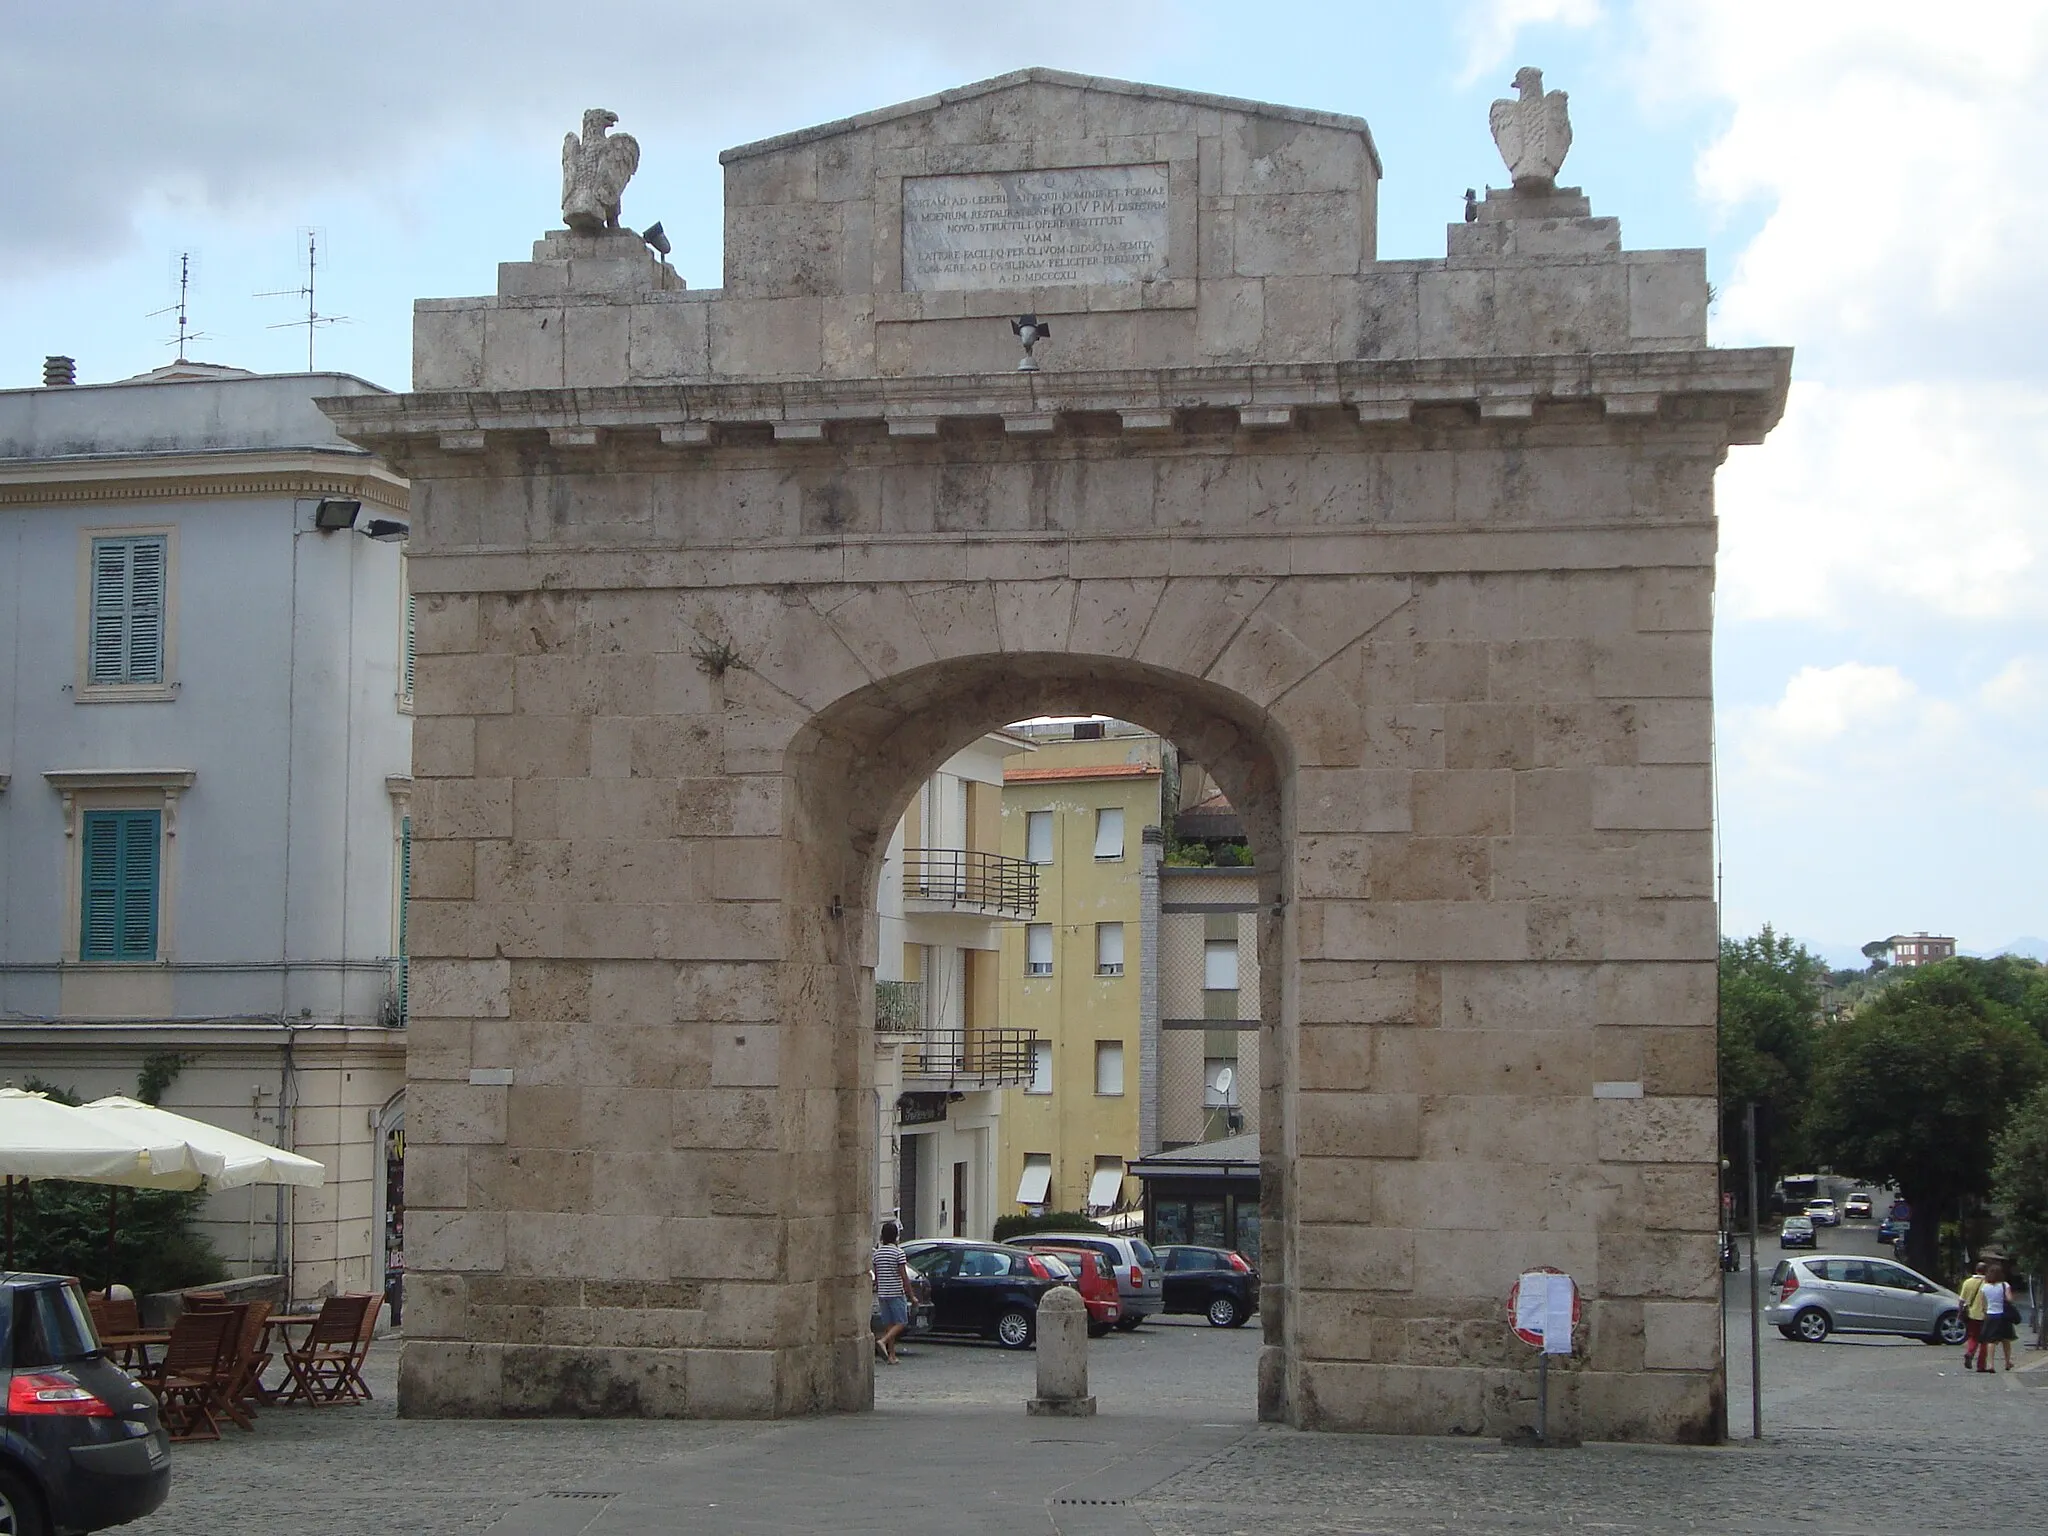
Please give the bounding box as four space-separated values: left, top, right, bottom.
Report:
129 1334 2048 1535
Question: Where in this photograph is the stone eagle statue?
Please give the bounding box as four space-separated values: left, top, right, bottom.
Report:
562 109 641 232
1489 67 1572 192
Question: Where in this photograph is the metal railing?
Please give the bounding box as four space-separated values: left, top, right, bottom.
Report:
902 849 1039 919
875 979 925 1036
900 1027 1038 1089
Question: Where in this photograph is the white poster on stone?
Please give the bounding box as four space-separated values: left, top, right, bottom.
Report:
1542 1273 1575 1355
902 165 1170 292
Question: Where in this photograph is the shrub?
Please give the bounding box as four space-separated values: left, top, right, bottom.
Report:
993 1210 1108 1242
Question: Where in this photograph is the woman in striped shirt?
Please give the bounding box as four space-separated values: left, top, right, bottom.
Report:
872 1221 911 1364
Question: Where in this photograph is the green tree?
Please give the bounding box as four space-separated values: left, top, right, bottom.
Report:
1992 1082 2048 1282
1719 927 1824 1214
1807 960 2048 1277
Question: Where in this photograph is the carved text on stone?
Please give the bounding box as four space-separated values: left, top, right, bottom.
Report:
902 165 1170 292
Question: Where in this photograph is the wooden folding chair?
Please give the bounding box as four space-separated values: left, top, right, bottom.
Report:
146 1309 236 1443
280 1295 372 1405
214 1301 271 1430
340 1294 383 1402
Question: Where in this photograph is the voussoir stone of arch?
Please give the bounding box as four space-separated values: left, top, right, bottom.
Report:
323 67 1789 1443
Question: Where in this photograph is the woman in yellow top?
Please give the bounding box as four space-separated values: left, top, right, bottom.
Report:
1959 1262 1987 1369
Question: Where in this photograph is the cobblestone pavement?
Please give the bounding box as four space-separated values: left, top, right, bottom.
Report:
126 1309 2048 1536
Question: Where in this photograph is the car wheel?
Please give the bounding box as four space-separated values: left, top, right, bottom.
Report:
1792 1307 1832 1343
996 1308 1036 1350
1087 1322 1114 1338
1931 1311 1967 1346
1115 1314 1143 1331
1777 1325 1799 1339
1206 1295 1240 1328
0 1466 50 1536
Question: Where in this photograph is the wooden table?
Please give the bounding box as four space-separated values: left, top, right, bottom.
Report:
98 1330 171 1372
257 1314 323 1403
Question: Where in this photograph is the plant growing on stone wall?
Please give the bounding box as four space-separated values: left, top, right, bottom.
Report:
136 1050 193 1107
690 637 745 677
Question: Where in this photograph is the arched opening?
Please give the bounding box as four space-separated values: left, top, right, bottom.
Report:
780 653 1295 1416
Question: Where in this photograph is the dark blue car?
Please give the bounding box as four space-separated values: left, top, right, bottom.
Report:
2 1274 171 1535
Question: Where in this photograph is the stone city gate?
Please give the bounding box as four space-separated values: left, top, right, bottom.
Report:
326 69 1788 1441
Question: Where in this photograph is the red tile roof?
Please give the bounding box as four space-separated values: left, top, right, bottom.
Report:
1005 763 1163 783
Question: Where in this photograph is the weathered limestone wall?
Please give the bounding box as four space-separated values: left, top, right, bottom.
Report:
328 67 1788 1441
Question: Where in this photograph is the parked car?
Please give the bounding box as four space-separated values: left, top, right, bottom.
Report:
1156 1245 1260 1327
2 1272 172 1536
1031 1247 1122 1336
902 1239 1064 1350
1779 1216 1817 1249
1013 1233 1163 1329
1843 1192 1873 1220
1766 1255 1968 1345
1804 1198 1840 1227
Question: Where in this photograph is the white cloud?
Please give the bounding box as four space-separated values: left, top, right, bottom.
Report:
1717 379 2048 624
1980 656 2048 718
0 2 1163 271
1458 0 1604 85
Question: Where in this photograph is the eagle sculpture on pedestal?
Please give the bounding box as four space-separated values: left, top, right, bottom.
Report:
562 109 641 232
1489 67 1573 192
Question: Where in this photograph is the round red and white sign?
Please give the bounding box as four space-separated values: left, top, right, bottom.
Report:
1508 1266 1581 1349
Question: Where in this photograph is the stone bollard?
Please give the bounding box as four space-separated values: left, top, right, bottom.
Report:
1027 1284 1096 1416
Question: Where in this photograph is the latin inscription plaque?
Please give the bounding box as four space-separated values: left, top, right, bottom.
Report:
902 165 1169 292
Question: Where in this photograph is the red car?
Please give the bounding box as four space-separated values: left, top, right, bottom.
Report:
1034 1247 1122 1336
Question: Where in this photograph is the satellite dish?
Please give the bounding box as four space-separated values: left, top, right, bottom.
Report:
1214 1067 1235 1096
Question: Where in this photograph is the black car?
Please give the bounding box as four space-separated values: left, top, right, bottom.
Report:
1156 1245 1260 1328
902 1240 1064 1350
2 1273 171 1535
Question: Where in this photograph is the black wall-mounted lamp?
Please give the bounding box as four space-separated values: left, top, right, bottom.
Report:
362 518 410 542
313 497 361 531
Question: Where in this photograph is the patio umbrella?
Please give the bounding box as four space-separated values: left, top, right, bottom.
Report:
0 1088 196 1270
78 1097 326 1192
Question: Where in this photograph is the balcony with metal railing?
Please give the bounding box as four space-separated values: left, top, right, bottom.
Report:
900 1027 1038 1090
902 848 1038 920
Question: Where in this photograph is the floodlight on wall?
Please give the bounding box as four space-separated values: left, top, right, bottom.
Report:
313 497 361 531
361 518 410 542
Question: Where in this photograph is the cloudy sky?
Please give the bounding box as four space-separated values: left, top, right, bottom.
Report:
5 1 2041 964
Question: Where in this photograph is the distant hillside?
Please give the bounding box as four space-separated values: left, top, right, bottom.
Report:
1979 936 2048 962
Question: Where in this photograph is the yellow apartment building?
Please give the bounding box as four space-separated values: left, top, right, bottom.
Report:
997 722 1166 1220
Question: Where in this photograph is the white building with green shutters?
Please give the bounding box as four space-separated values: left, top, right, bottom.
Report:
0 358 413 1303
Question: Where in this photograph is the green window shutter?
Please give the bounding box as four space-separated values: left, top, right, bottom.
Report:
89 540 131 683
125 538 165 683
87 535 167 684
81 812 122 959
80 810 159 961
397 815 411 1021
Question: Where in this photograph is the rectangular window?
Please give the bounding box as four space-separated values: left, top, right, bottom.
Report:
1204 1056 1239 1108
1028 1040 1053 1095
79 809 160 962
1025 810 1054 865
1204 937 1239 991
1095 922 1125 976
1093 807 1125 860
1094 1041 1125 1097
1017 1153 1053 1206
1026 924 1054 976
88 535 167 685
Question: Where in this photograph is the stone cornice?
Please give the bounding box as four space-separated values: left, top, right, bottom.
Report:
0 449 408 513
319 349 1793 460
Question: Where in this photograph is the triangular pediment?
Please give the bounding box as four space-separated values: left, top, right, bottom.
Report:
721 67 1379 171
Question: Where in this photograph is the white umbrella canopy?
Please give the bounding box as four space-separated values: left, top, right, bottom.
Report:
79 1097 325 1191
0 1088 198 1189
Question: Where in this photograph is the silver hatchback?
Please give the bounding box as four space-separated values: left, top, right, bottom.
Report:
1766 1255 1967 1344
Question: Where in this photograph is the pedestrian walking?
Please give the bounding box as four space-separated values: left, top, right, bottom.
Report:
871 1220 911 1365
1977 1261 2020 1373
1959 1261 1987 1370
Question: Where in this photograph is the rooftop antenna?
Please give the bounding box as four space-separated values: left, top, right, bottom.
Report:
258 229 349 370
146 252 209 361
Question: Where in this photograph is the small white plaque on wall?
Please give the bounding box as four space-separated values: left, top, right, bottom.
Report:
1592 1081 1644 1099
902 165 1170 292
468 1068 515 1087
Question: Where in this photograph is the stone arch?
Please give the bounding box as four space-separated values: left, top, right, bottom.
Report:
779 650 1299 1413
